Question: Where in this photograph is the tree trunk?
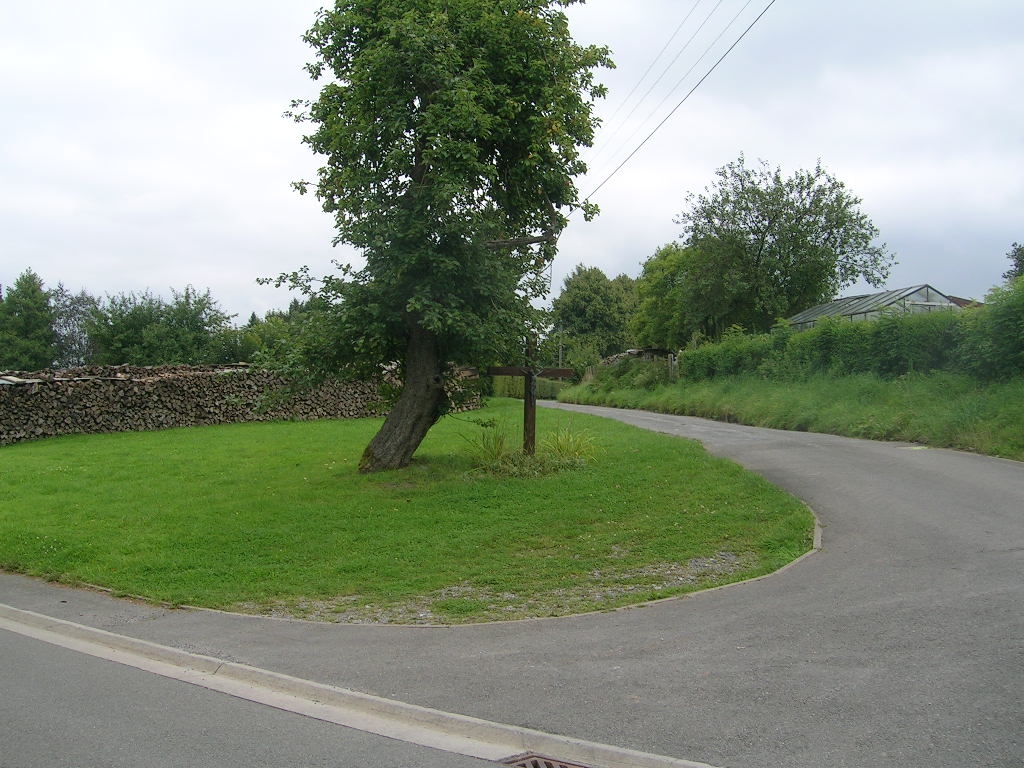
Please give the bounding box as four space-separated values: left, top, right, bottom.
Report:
359 324 446 472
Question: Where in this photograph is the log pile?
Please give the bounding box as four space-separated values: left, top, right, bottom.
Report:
0 364 385 446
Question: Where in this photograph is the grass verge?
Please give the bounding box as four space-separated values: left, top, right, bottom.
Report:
0 399 813 624
560 371 1024 461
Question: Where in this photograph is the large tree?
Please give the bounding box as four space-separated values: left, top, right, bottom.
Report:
283 0 609 471
0 269 55 371
644 155 894 341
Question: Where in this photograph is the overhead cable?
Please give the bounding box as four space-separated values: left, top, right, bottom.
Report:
584 0 778 204
585 0 705 168
613 0 758 165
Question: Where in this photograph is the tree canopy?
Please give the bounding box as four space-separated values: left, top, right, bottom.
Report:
0 269 55 371
631 243 695 350
50 284 99 367
0 267 322 370
281 0 610 471
634 155 894 346
549 264 636 368
86 287 234 366
1003 242 1023 283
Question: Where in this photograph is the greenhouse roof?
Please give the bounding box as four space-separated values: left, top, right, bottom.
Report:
787 285 958 329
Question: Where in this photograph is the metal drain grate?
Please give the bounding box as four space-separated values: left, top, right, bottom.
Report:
501 754 593 768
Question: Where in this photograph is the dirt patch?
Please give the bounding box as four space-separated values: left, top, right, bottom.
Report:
232 551 753 625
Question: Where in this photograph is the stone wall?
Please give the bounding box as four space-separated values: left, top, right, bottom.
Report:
0 365 385 446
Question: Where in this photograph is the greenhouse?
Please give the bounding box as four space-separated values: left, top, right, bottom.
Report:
788 285 960 331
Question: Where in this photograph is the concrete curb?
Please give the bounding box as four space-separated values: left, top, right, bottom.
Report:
0 603 720 768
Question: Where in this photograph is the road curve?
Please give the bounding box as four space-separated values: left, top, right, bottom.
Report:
541 402 1024 766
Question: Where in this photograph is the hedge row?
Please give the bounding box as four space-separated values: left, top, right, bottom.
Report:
677 279 1024 382
491 374 567 400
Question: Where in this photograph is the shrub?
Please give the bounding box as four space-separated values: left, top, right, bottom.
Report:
590 290 1019 388
704 310 965 382
679 326 772 381
463 419 596 477
988 278 1024 377
956 278 1024 380
872 310 960 377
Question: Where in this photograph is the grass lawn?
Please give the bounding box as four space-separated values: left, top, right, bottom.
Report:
0 399 813 624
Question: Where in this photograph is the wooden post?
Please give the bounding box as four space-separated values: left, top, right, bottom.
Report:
488 356 574 456
523 368 537 455
523 336 537 455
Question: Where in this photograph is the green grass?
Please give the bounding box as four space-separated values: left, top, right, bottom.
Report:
0 399 813 624
560 370 1024 461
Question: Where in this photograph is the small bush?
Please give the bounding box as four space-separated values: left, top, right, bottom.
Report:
541 424 597 468
465 420 597 477
595 357 643 390
463 420 516 466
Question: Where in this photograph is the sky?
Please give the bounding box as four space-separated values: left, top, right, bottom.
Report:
2 1 1021 322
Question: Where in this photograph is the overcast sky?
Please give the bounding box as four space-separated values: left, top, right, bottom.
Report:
2 1 1021 321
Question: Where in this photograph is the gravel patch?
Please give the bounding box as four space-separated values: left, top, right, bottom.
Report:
232 551 753 625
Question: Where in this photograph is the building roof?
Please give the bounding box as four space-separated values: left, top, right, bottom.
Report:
787 285 958 328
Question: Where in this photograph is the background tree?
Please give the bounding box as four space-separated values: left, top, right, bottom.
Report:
1003 242 1023 283
549 264 636 368
161 286 235 363
281 0 610 471
0 269 55 371
51 284 99 367
638 155 894 343
87 286 233 365
632 243 694 349
87 290 165 365
232 299 324 367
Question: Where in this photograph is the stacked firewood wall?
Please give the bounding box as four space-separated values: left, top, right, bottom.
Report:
0 365 385 446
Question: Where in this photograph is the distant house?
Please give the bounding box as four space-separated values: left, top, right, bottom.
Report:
787 285 961 331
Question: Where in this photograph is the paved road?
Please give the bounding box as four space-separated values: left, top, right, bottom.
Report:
0 629 494 768
2 404 1022 767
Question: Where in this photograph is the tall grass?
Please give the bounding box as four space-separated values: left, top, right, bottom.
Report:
561 370 1024 460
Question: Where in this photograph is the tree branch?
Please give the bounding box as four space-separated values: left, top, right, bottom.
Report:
483 198 562 251
484 231 558 249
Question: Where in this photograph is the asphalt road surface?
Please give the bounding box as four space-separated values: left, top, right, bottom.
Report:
2 404 1022 767
0 628 494 768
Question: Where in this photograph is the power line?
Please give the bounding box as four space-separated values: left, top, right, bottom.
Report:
614 0 758 164
585 0 705 169
583 0 778 204
588 0 754 183
589 0 729 169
